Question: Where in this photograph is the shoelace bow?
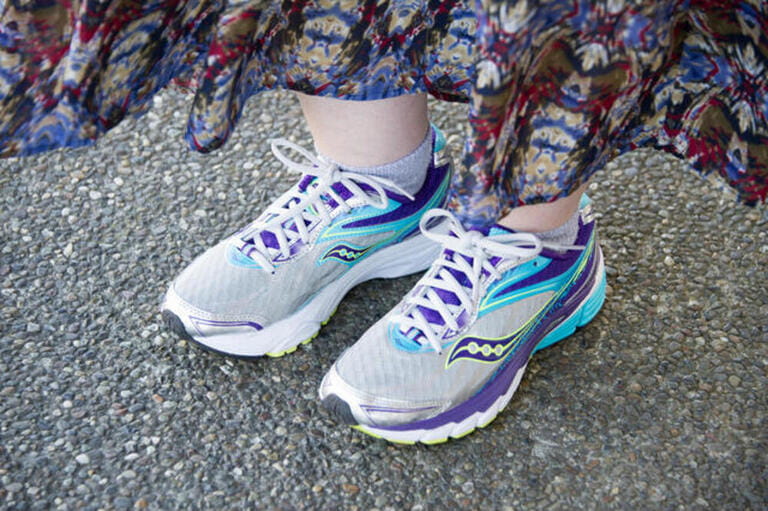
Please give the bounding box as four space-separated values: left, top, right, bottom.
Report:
392 208 583 354
236 138 413 272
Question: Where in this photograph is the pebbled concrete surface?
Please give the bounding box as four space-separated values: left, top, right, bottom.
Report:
1 89 766 510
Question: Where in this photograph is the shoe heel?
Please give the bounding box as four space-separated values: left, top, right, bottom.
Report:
533 266 606 353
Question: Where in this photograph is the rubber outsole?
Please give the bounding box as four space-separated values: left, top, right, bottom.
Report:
321 395 358 425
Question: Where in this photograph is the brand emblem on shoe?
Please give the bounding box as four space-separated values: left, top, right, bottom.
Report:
446 328 529 368
321 243 373 264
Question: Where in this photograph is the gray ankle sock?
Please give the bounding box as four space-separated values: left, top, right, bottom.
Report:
535 209 580 245
320 130 431 196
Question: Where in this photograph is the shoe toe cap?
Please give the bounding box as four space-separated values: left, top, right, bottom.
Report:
319 354 447 428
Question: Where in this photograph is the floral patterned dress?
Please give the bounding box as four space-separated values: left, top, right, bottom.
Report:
1 0 766 227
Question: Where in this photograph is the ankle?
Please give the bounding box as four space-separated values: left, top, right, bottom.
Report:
497 185 587 233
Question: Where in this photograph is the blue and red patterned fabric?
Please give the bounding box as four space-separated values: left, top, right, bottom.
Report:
1 0 766 226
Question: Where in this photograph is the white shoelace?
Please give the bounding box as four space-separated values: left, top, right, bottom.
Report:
392 208 583 354
236 139 414 272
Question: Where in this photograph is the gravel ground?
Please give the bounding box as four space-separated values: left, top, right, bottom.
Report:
1 89 766 510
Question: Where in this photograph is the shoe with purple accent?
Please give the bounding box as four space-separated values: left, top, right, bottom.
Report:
319 198 606 443
161 129 452 358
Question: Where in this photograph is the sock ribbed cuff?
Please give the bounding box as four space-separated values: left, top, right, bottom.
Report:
535 209 580 246
318 129 431 196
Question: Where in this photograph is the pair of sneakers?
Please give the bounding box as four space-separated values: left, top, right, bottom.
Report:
161 128 606 444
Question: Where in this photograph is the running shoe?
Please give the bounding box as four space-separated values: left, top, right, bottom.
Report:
319 197 606 443
161 128 452 358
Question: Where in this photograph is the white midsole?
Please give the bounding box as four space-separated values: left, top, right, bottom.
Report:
163 233 441 356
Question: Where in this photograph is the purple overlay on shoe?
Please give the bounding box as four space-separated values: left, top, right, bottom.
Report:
492 217 592 298
451 229 596 366
314 159 451 267
189 316 263 336
374 226 601 433
342 154 449 229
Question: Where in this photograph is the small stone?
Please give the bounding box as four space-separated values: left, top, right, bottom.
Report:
63 243 73 257
134 498 148 509
728 375 741 387
75 453 90 464
62 400 73 409
114 497 132 509
663 255 675 267
342 483 360 495
26 322 41 333
312 485 323 493
89 190 103 200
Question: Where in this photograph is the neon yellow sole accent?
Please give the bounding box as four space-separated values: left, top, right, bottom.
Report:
353 425 415 444
265 341 305 358
422 437 449 445
478 414 498 429
352 422 492 445
452 427 476 440
388 437 416 446
352 425 383 440
264 307 338 357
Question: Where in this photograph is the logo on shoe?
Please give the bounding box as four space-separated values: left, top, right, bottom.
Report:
446 328 529 368
321 243 373 264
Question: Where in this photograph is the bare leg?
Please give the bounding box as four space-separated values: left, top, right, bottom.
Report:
297 93 429 167
497 183 588 233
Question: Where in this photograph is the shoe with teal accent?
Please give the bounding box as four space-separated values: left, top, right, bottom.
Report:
161 129 452 358
319 199 606 443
